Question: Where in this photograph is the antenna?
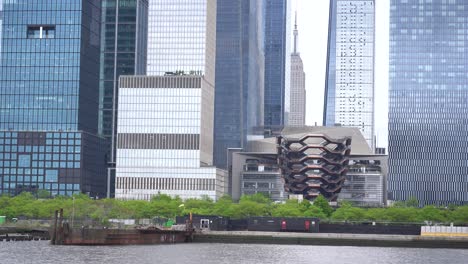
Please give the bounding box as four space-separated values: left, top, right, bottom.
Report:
293 11 299 54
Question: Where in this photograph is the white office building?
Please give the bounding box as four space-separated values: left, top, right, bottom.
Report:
324 0 375 149
115 0 225 200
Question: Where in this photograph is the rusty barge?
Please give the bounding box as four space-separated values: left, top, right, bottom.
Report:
50 209 194 246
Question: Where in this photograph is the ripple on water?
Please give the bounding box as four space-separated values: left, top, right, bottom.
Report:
0 241 467 264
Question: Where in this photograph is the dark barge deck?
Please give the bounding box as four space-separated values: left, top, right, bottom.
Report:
57 227 193 245
50 209 194 246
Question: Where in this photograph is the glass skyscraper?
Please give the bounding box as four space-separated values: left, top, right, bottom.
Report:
99 0 148 164
0 0 107 197
324 0 375 149
264 0 288 127
213 0 265 168
388 0 468 205
147 0 215 85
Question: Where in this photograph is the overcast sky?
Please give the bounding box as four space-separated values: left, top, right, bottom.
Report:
293 0 389 148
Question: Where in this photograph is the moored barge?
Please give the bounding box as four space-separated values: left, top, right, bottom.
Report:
50 209 194 246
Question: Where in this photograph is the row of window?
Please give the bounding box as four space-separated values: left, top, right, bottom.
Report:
116 192 216 201
0 80 80 90
0 43 81 53
243 182 277 189
0 161 81 169
0 145 81 153
116 158 199 168
116 177 215 191
0 139 81 145
2 174 64 184
4 153 81 162
2 0 82 10
388 163 468 176
389 190 468 204
1 183 80 191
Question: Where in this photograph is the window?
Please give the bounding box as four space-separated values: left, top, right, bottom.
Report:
18 155 31 167
45 170 58 182
27 25 55 39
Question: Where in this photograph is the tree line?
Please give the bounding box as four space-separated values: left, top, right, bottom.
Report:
0 192 467 225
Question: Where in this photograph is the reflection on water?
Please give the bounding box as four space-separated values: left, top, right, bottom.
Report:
0 241 467 264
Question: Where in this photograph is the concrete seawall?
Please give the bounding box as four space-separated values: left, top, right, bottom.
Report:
0 226 50 242
194 231 468 249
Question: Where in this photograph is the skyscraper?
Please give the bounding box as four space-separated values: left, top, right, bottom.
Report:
146 0 215 84
264 0 289 127
0 0 107 197
114 0 225 200
323 0 375 149
388 0 468 205
213 0 265 168
99 0 148 161
288 13 306 127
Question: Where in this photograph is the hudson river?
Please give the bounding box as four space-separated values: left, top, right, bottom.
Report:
1 241 467 263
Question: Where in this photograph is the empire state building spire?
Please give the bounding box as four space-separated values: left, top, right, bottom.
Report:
293 11 299 54
289 10 305 127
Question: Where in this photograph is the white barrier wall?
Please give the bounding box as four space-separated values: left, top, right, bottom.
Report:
421 226 468 237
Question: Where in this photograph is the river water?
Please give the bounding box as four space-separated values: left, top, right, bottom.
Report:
0 241 467 264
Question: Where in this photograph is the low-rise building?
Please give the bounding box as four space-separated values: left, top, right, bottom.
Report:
229 126 387 206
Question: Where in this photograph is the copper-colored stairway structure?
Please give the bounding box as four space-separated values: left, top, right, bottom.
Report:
277 134 351 201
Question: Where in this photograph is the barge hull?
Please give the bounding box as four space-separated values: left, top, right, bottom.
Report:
61 228 191 245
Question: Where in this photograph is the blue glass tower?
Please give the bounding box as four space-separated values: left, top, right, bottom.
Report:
99 0 148 171
264 0 288 127
99 0 148 138
388 0 468 205
213 0 265 168
0 0 107 197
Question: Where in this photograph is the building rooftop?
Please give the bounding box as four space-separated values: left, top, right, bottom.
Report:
247 126 373 155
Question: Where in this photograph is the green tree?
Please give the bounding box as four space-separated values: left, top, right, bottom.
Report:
304 205 327 219
406 196 419 208
271 200 303 217
184 197 214 215
211 195 241 218
391 200 406 208
332 204 366 221
37 190 51 199
383 207 419 223
313 195 333 217
449 206 468 225
238 200 268 218
417 206 447 223
240 193 271 204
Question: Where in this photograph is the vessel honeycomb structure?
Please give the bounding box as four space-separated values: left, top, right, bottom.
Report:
277 134 351 201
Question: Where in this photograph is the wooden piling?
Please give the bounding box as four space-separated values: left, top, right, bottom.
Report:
51 210 58 245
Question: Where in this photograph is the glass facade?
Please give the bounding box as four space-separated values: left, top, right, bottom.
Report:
241 160 285 202
0 0 107 197
339 158 386 207
147 0 215 85
388 0 468 205
264 0 288 127
0 131 107 198
0 132 81 196
324 0 375 149
213 0 265 168
0 0 101 133
99 0 148 147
